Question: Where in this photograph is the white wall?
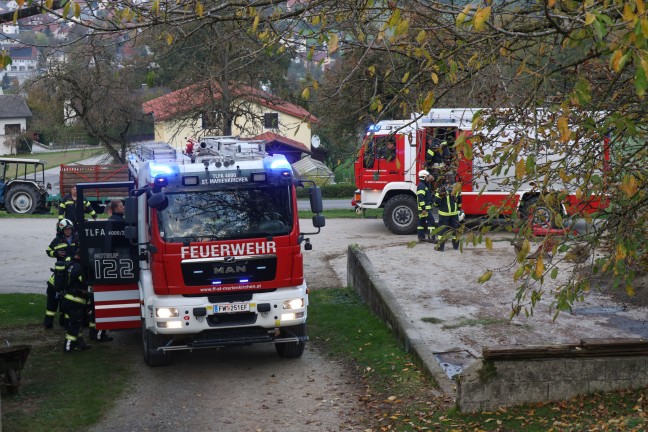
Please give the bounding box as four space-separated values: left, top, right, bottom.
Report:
0 117 27 155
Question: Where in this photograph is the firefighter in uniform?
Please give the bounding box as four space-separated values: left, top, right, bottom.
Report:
416 170 437 243
425 137 445 171
58 185 96 230
433 184 463 251
44 219 79 328
62 252 92 353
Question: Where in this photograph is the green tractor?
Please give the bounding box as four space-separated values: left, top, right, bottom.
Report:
0 157 50 214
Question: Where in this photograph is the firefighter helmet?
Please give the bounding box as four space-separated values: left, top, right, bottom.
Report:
418 170 430 180
458 210 465 222
57 219 74 232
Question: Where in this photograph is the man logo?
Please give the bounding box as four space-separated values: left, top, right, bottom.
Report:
224 256 236 263
214 265 246 275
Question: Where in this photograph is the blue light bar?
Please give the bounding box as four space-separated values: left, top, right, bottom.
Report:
149 162 174 176
211 280 222 285
240 279 249 283
270 158 292 170
367 124 382 132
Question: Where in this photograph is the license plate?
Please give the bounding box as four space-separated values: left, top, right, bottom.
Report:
214 302 250 313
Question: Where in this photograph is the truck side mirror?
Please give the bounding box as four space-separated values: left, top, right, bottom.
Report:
312 214 326 228
309 186 323 214
125 197 138 225
148 191 168 211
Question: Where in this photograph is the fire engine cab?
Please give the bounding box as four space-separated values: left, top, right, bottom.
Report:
75 138 325 366
353 108 609 235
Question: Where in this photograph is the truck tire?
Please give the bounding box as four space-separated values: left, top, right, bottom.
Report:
275 323 306 358
142 323 171 367
519 195 559 229
383 194 417 235
6 184 39 214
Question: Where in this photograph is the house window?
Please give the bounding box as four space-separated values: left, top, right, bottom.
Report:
264 113 279 129
202 111 219 129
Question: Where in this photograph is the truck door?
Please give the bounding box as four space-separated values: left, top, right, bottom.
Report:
76 182 141 330
357 134 403 189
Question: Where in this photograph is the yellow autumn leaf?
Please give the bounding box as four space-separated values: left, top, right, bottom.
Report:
626 285 636 296
610 49 624 72
328 33 339 54
166 34 173 45
619 175 639 198
153 0 160 15
642 17 648 37
431 72 439 84
367 65 376 77
301 87 310 100
473 6 491 31
515 158 526 179
74 2 81 18
478 270 493 283
616 243 627 260
196 1 204 17
62 1 70 17
623 3 636 25
46 0 54 8
638 0 646 15
421 91 435 113
548 0 556 6
251 15 259 33
534 256 544 278
313 80 319 91
485 237 493 250
416 30 426 44
16 0 25 7
401 71 410 83
516 240 530 263
585 13 596 25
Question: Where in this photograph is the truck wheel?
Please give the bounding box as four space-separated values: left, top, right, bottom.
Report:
519 195 559 229
275 323 306 358
6 184 39 214
383 195 417 235
142 323 171 367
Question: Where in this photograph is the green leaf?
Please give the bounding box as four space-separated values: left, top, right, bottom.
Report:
635 60 648 97
574 77 592 105
525 153 536 174
551 268 559 279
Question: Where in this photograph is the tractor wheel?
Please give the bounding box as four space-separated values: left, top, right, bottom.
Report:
6 184 39 214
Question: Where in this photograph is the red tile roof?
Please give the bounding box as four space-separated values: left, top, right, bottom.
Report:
251 132 311 154
142 81 318 124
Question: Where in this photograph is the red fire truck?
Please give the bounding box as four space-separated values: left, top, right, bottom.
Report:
75 138 325 366
353 108 609 235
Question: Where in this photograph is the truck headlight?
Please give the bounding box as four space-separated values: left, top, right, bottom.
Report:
156 307 179 318
283 298 304 310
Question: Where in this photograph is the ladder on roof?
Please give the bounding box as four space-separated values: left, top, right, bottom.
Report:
132 141 178 163
197 137 266 160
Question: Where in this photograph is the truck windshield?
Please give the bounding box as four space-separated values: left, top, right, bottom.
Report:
158 186 293 242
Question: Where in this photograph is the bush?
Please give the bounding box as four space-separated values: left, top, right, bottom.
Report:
296 183 357 199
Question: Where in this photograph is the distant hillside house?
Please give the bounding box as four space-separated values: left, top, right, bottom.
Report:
0 46 38 84
142 82 318 163
0 94 32 155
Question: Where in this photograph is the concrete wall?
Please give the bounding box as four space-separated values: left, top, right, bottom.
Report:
457 354 648 413
347 245 456 395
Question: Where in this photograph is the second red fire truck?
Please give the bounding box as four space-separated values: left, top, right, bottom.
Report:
353 108 609 235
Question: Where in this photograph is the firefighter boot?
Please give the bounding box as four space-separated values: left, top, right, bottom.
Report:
452 239 460 250
44 315 54 329
428 235 438 244
435 242 445 252
63 337 91 353
89 328 114 342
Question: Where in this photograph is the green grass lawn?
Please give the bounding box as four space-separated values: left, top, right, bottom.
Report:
1 148 104 171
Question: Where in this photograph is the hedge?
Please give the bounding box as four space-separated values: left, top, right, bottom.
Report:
296 183 356 199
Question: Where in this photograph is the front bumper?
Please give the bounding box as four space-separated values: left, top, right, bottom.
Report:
145 284 308 337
